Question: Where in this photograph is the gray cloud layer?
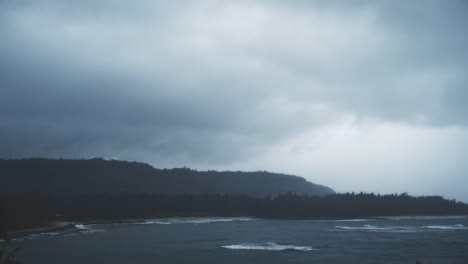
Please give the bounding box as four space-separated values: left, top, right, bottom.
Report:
1 0 467 200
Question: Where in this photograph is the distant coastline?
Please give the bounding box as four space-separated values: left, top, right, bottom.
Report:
2 159 468 238
3 192 468 236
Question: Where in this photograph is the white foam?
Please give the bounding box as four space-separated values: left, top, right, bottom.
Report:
137 221 172 225
334 219 370 222
307 219 371 223
334 225 417 233
222 242 314 251
74 224 89 230
421 224 468 230
74 224 103 234
335 224 383 230
334 224 468 233
15 223 104 241
137 217 254 225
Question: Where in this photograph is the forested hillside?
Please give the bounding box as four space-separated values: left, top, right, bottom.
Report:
0 158 334 197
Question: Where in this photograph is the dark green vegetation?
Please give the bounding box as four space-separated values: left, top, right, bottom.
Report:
1 158 467 233
0 158 334 197
1 192 467 231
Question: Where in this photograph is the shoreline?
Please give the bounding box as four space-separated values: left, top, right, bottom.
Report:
377 215 467 220
8 214 467 239
8 221 75 239
8 216 255 239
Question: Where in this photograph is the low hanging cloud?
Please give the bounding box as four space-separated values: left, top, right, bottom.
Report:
1 0 467 201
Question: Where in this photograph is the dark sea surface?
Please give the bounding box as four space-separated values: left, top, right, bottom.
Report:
11 217 468 264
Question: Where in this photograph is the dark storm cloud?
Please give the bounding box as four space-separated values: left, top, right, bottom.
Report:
1 0 339 164
1 0 468 202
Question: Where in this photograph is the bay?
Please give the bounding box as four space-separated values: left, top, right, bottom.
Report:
11 217 468 264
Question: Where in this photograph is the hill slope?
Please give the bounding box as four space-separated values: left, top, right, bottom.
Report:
0 158 335 197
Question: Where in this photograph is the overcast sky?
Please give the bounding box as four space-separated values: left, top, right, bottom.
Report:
1 0 468 201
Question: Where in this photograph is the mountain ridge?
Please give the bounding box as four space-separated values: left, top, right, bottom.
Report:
0 158 335 197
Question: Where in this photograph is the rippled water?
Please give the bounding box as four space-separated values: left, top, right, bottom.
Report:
12 217 468 264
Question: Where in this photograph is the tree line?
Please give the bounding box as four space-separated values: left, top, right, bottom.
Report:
1 192 467 232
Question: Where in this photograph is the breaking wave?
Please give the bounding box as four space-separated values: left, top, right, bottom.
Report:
74 224 89 230
310 219 371 222
421 224 468 230
331 219 371 222
13 224 102 241
73 224 102 234
334 224 416 233
334 224 467 233
137 217 254 225
222 242 314 251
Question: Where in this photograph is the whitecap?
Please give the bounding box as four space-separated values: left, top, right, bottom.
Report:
136 221 172 225
137 217 254 225
334 224 468 233
421 224 468 230
333 219 371 222
74 224 103 234
308 219 371 223
335 224 382 230
14 223 103 241
222 242 314 251
74 224 89 230
334 225 418 233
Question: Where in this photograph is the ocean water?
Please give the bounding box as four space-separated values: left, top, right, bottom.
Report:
11 217 468 264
